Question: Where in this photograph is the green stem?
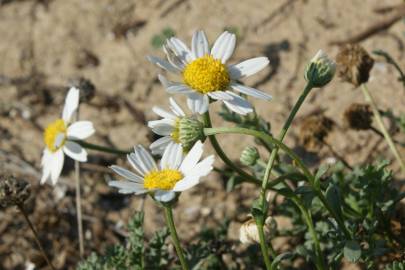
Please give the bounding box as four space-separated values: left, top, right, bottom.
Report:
164 205 189 270
203 111 261 184
204 126 352 239
259 82 313 209
256 219 274 270
291 196 325 270
72 140 131 155
361 84 405 172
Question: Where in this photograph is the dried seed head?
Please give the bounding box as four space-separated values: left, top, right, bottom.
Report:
239 217 272 245
344 103 373 130
240 146 260 166
69 77 96 103
0 175 31 208
336 44 374 87
299 115 334 152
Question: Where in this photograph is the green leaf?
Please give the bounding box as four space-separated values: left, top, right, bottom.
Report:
314 164 329 189
325 183 342 217
343 240 361 262
271 252 294 269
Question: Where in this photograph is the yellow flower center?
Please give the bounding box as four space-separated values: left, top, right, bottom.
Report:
170 118 181 143
44 119 67 152
143 169 183 190
183 55 230 94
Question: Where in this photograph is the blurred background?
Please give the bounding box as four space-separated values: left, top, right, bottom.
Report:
0 0 404 269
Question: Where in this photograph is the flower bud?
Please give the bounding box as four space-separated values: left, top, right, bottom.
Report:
0 175 31 208
239 217 272 245
240 146 260 166
343 103 373 130
178 117 205 152
336 44 374 87
305 50 336 87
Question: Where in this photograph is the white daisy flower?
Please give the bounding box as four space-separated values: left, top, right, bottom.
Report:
41 87 95 185
148 97 202 155
109 140 214 202
147 30 272 115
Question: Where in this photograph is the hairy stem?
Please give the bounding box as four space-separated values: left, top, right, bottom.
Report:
361 83 405 172
73 140 131 155
18 204 56 270
164 205 189 270
204 126 352 238
75 108 84 257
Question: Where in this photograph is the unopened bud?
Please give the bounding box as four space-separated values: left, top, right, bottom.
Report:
305 50 336 87
179 117 205 152
240 146 260 166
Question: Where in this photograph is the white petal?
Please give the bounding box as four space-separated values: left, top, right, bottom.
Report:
150 136 173 155
172 176 200 192
184 155 214 178
109 180 147 194
50 150 64 185
167 37 194 63
160 142 183 169
228 57 269 79
207 91 233 100
158 74 193 94
211 31 236 63
146 55 180 73
148 119 175 136
62 87 79 123
186 93 209 114
63 141 87 162
134 145 158 172
67 121 95 139
152 106 177 120
127 153 147 176
154 190 176 202
223 91 253 115
169 97 185 117
191 30 209 58
40 149 52 184
110 165 143 183
230 83 272 100
180 140 203 173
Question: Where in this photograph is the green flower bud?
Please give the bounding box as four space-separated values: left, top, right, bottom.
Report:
305 50 336 87
240 146 260 166
178 117 205 152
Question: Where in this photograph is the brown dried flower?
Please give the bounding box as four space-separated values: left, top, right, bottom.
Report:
344 103 373 130
0 175 31 208
299 115 334 152
239 217 272 244
336 44 374 87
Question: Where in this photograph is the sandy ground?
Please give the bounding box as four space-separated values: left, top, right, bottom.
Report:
1 0 405 269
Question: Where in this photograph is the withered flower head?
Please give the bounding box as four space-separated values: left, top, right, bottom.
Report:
299 115 334 152
0 175 31 208
336 44 374 87
239 217 272 245
344 103 373 130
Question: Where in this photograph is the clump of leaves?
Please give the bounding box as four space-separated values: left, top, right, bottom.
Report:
77 212 171 270
151 27 176 49
274 161 404 269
